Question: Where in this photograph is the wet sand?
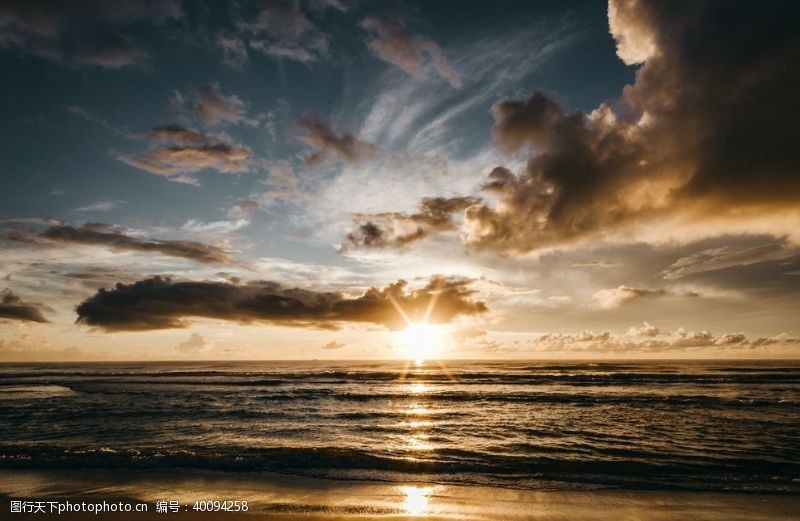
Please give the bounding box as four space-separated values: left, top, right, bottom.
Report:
1 469 799 520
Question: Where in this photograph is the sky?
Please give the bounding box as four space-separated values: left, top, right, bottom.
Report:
1 0 799 361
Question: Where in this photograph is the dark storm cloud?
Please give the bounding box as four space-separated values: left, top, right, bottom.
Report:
0 289 51 323
349 0 800 254
342 196 481 251
360 17 462 88
0 0 182 68
300 117 381 166
76 275 487 332
7 223 239 266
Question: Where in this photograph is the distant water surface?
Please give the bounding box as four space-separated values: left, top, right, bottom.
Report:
1 360 798 493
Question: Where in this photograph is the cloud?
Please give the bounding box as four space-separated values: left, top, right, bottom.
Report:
227 199 260 219
147 125 208 143
526 322 800 354
181 219 250 235
663 242 796 280
217 33 248 69
181 196 259 233
75 275 487 332
172 83 253 127
313 0 347 13
361 17 462 88
7 223 239 266
0 0 182 69
589 285 699 309
240 0 328 63
300 117 381 166
352 0 800 253
118 124 253 184
321 340 345 350
0 289 51 323
259 160 304 205
571 260 622 268
74 200 126 213
177 333 208 354
342 196 481 251
65 105 138 138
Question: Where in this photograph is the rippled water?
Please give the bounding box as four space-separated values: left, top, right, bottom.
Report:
0 361 798 492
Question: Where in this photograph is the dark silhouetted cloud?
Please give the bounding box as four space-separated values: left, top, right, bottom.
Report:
0 289 51 323
76 275 487 332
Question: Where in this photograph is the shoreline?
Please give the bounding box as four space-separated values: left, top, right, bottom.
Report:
2 469 799 520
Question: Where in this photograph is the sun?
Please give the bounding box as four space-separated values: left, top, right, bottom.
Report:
399 323 446 364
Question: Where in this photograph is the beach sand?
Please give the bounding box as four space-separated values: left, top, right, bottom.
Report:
1 469 798 520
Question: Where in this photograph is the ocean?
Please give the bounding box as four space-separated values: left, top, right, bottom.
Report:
1 360 798 494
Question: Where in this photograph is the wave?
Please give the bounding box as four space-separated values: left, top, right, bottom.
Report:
3 371 799 388
0 385 74 399
48 385 797 409
1 445 797 493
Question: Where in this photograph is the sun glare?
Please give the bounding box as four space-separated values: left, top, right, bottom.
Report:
401 486 432 516
400 323 446 364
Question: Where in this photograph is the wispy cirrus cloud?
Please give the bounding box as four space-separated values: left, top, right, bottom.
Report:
662 241 797 280
361 17 462 88
74 200 126 213
181 199 259 235
6 222 241 266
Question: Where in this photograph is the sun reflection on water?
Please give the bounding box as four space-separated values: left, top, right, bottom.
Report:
409 382 427 394
407 433 433 451
401 486 432 516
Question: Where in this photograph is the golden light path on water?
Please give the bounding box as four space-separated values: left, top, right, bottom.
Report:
388 285 456 516
397 379 438 515
402 485 434 516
